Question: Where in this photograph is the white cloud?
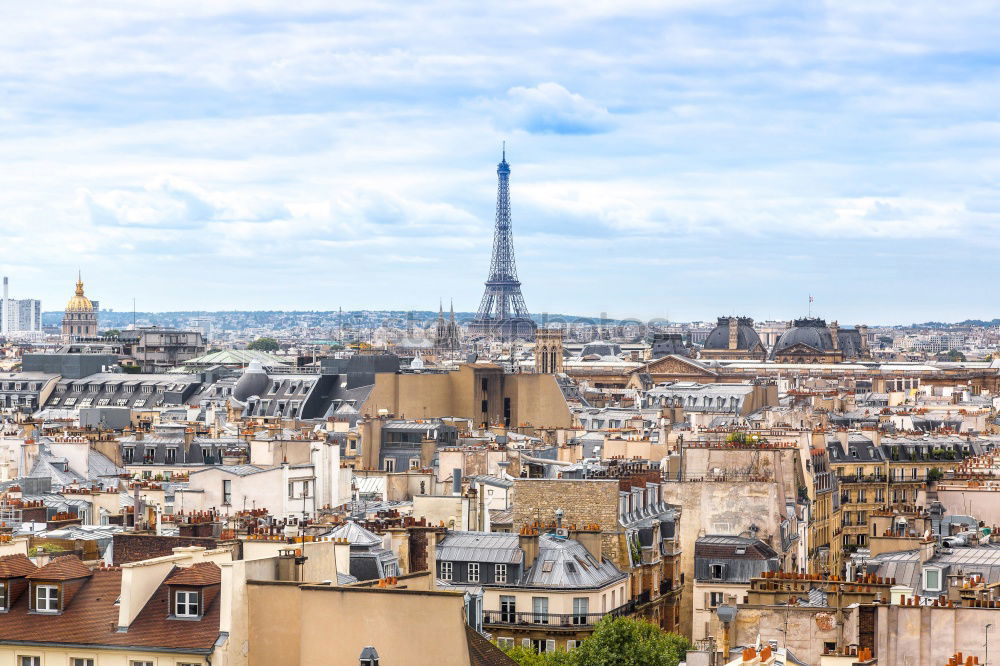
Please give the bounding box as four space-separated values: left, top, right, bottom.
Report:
491 83 614 135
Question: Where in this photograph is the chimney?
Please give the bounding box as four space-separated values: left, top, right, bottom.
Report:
427 528 440 578
919 537 936 564
519 526 539 570
276 548 301 582
570 526 602 561
728 317 739 350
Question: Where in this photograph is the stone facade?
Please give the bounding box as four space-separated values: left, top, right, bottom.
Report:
512 479 623 566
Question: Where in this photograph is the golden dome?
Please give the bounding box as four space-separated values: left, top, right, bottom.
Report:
65 274 94 312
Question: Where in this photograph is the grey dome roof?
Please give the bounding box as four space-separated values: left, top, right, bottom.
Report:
772 318 834 356
703 317 763 351
232 360 270 402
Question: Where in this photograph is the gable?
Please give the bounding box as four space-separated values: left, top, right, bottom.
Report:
638 355 719 378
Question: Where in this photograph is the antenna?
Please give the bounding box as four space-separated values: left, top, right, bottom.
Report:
502 140 505 161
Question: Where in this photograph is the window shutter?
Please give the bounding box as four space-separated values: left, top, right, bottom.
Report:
704 591 710 609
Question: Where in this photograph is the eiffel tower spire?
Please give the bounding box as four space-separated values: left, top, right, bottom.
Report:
469 146 536 341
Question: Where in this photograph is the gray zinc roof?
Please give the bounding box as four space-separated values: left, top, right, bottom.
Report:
437 531 523 565
523 534 626 589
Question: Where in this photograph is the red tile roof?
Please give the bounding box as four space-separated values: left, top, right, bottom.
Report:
164 562 221 587
0 554 37 579
25 555 92 581
465 626 518 665
0 568 221 653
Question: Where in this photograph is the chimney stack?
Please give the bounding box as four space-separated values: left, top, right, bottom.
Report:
570 525 602 561
519 526 539 569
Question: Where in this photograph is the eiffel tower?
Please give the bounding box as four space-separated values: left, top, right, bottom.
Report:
469 146 537 341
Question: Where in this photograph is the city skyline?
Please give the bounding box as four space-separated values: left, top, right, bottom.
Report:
4 2 1000 323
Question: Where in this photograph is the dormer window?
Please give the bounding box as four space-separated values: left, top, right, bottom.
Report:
174 589 200 618
35 584 59 613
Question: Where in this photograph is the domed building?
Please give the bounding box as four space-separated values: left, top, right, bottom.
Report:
770 317 870 363
61 273 97 340
699 316 767 361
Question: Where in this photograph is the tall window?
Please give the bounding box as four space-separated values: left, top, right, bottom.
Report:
500 595 516 623
222 479 232 505
494 564 507 584
532 596 549 624
175 590 200 617
468 562 480 583
572 597 589 625
35 585 58 612
440 561 452 581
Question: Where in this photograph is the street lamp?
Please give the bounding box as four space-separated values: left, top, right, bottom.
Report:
986 623 993 666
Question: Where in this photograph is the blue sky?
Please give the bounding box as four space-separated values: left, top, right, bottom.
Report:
3 1 1000 324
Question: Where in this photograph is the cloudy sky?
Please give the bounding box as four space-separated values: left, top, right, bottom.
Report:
4 1 1000 324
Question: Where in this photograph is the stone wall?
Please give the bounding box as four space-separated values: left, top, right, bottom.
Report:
112 533 218 564
662 477 793 638
512 479 623 565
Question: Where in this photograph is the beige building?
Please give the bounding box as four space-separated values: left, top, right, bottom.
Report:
365 363 571 429
247 574 513 665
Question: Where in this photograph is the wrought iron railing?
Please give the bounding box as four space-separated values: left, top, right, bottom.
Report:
483 602 634 628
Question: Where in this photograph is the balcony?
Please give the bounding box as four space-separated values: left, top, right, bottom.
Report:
837 475 885 485
483 602 635 629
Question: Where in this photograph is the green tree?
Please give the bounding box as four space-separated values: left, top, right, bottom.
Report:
927 467 944 482
247 337 279 352
571 617 690 666
503 617 691 666
102 329 120 338
500 645 572 666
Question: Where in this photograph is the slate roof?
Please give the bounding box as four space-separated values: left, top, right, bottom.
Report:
190 465 268 477
867 545 1000 596
183 349 288 368
26 555 92 581
437 532 523 565
695 535 781 583
0 554 37 578
328 521 382 547
164 562 221 586
523 535 626 589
